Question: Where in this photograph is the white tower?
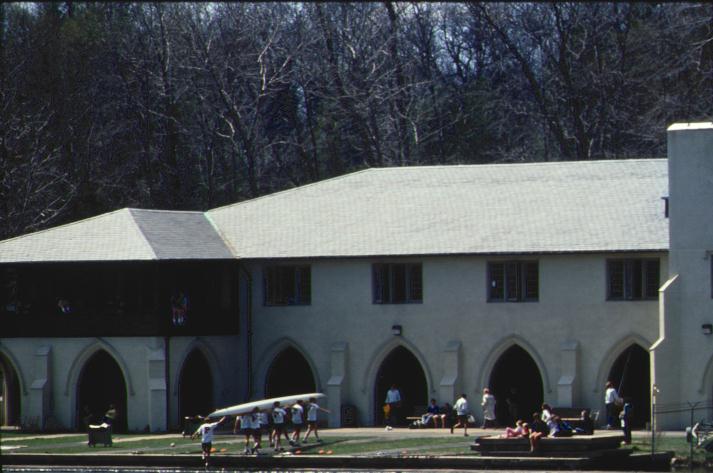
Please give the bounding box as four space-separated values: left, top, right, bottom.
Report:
653 122 713 429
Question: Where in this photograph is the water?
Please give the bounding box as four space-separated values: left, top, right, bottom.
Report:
0 469 684 473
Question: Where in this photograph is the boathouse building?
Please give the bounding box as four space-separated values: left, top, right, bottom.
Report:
0 123 711 431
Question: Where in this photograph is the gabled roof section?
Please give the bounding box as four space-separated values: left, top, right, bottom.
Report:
206 159 669 258
0 208 234 263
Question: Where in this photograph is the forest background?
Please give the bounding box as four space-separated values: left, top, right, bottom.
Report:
1 2 711 240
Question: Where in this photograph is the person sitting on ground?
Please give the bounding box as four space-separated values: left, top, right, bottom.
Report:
502 419 530 438
560 418 575 433
529 412 548 452
441 402 455 429
530 411 549 436
540 403 553 423
548 415 573 437
575 409 594 435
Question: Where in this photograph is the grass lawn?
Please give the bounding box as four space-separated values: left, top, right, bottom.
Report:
630 433 710 463
1 433 475 456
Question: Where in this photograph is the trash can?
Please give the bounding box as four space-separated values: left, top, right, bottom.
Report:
87 425 112 447
341 404 357 427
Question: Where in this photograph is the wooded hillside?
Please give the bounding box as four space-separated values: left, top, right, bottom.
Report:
1 2 711 239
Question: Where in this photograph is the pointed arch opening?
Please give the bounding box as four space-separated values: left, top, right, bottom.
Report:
373 346 427 426
608 343 650 428
0 353 21 426
488 345 544 427
76 350 127 433
264 346 316 398
179 349 214 418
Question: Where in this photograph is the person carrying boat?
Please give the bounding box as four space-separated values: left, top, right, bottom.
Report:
303 396 330 443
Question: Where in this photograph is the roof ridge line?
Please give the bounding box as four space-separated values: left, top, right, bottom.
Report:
368 157 666 172
0 208 130 247
128 208 205 215
206 167 375 213
207 159 667 213
203 213 240 259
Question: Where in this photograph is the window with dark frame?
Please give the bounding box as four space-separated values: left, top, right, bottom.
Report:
264 265 311 306
607 258 659 300
373 263 422 304
487 261 539 302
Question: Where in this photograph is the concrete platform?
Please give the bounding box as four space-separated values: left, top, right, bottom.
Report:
473 431 626 456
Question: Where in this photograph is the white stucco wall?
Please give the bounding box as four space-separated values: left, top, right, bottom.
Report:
248 252 663 427
0 334 243 431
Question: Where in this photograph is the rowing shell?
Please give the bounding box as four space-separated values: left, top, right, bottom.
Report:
208 392 326 417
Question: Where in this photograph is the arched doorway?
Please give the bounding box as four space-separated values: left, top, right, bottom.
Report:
264 347 316 398
608 344 650 428
374 346 428 426
77 350 128 432
488 345 544 427
0 354 21 426
179 349 214 418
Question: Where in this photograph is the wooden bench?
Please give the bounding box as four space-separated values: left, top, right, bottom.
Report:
472 432 625 457
406 406 434 429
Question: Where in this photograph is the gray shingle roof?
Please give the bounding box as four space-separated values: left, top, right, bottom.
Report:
206 159 669 258
0 208 233 263
0 159 669 263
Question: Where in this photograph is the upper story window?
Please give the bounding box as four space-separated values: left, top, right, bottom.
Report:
488 261 539 302
607 258 659 300
264 265 311 306
373 263 422 304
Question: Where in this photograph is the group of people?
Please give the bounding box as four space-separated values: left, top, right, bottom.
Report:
191 396 329 467
448 389 497 435
408 380 633 450
404 388 497 437
500 403 596 452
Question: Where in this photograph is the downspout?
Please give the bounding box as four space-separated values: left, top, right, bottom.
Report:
164 335 170 432
238 263 253 400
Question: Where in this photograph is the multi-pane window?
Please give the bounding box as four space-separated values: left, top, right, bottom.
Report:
607 258 659 300
264 265 311 306
488 261 539 302
373 263 422 304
